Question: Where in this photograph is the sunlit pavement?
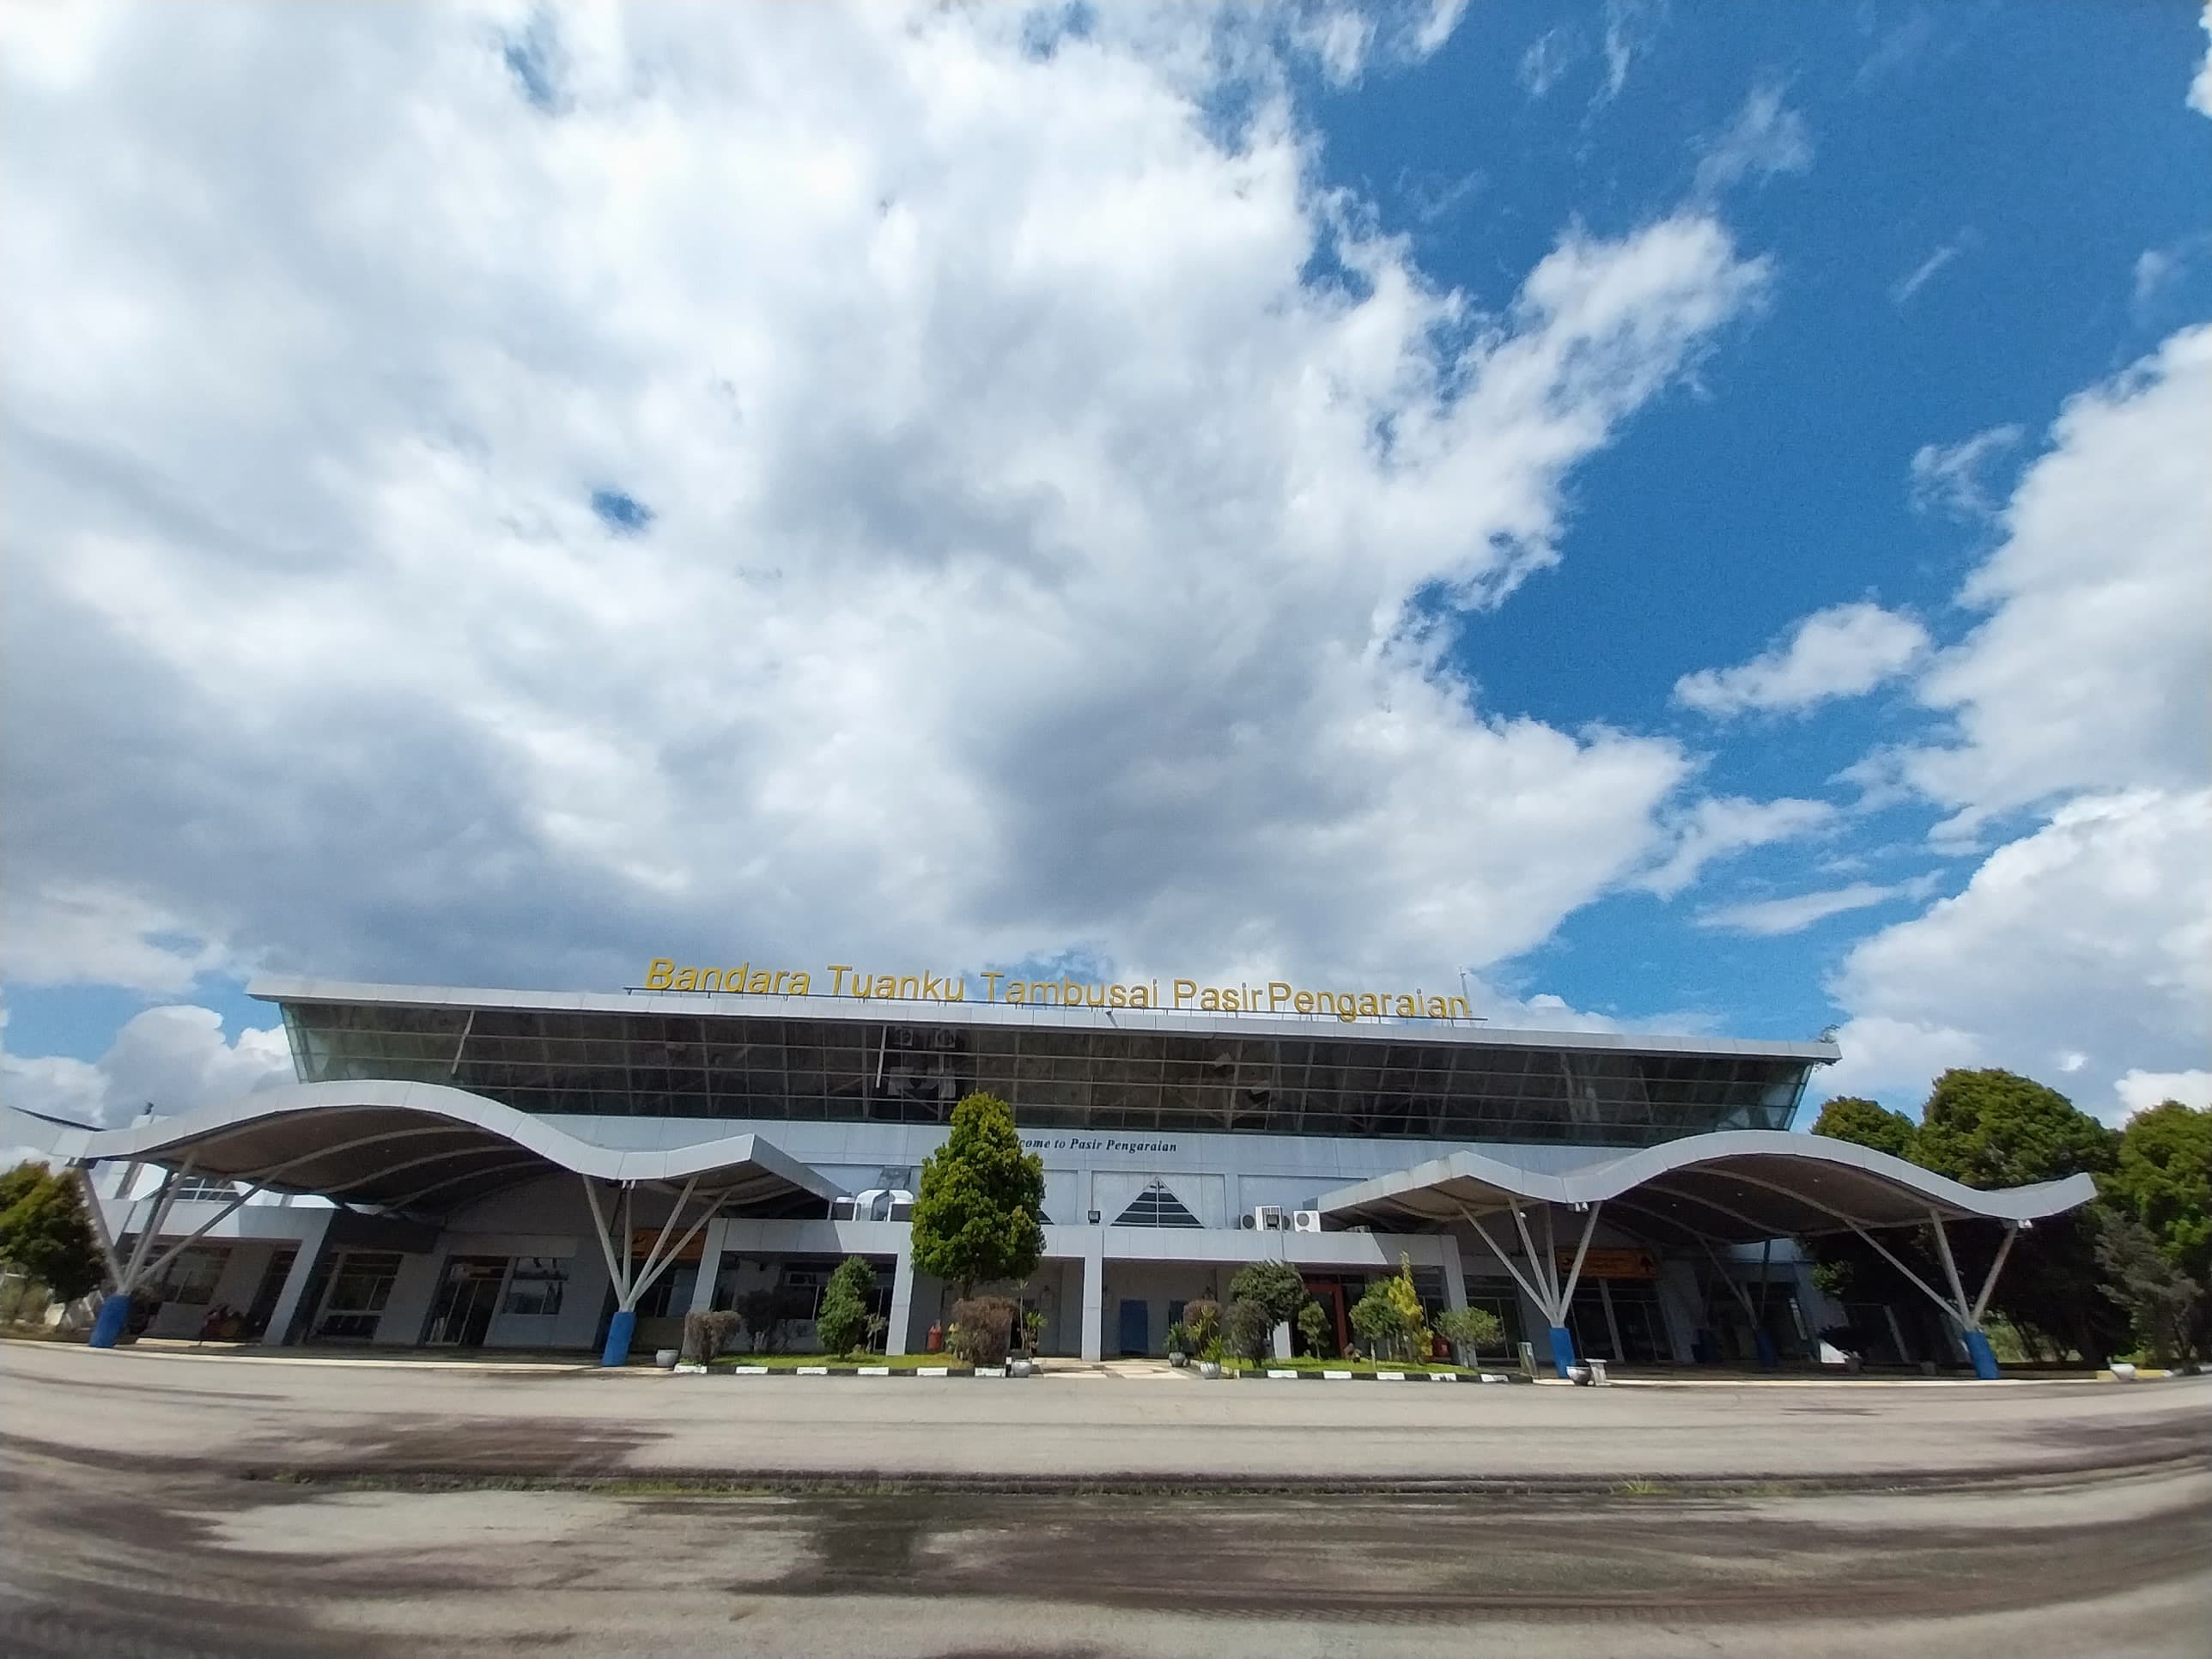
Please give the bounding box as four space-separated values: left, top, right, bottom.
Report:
4 1340 2206 1658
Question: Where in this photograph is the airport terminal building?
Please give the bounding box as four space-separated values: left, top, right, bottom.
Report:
15 972 2095 1376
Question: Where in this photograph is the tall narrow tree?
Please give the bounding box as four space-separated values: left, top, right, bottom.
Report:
909 1093 1045 1298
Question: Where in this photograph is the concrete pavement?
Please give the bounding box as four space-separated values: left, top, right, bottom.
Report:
4 1340 2207 1658
3 1339 2203 1486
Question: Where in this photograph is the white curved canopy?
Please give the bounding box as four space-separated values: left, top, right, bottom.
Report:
1316 1130 2096 1243
5 1081 844 1218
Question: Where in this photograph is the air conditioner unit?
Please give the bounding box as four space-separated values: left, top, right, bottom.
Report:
1291 1210 1322 1234
1247 1205 1285 1231
848 1188 886 1222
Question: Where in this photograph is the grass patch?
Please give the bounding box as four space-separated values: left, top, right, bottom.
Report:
703 1352 975 1371
1217 1356 1501 1376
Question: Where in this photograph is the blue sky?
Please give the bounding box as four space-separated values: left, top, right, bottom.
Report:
3 1 2207 1130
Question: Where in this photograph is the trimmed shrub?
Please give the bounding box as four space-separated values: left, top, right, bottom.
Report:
733 1288 786 1353
1435 1305 1503 1362
682 1310 742 1364
814 1255 876 1357
1224 1296 1274 1362
1296 1299 1334 1358
1228 1261 1308 1326
1351 1283 1421 1361
949 1295 1017 1366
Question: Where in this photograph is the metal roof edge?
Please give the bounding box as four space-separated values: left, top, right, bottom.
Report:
245 975 1842 1064
1313 1130 2100 1226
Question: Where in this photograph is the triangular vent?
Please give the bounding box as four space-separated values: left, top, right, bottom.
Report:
1113 1181 1202 1229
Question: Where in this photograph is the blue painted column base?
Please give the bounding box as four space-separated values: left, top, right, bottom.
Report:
1753 1329 1779 1369
88 1291 132 1349
600 1307 637 1368
1962 1328 2000 1380
1546 1323 1576 1379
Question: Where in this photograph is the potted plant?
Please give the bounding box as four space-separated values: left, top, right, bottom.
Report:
1166 1321 1191 1366
1196 1339 1224 1380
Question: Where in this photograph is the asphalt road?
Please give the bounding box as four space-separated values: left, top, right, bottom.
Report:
3 1343 2207 1657
3 1341 2204 1484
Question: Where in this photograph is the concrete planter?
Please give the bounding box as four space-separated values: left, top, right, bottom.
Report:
1197 1360 1222 1379
1007 1358 1035 1377
653 1348 679 1370
1168 1352 1188 1367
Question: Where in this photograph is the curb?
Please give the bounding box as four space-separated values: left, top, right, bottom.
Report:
1234 1368 1531 1384
689 1363 985 1378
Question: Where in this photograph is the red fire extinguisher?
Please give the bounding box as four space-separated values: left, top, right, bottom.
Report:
927 1322 944 1352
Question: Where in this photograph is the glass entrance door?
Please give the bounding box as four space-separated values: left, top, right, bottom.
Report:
426 1257 507 1346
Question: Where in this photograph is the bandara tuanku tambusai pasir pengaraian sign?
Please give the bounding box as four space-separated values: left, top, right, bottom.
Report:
641 957 1474 1025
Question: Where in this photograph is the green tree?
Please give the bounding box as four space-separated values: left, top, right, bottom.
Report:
1227 1260 1308 1328
1914 1068 2117 1188
1435 1305 1504 1363
813 1255 875 1356
1911 1070 2124 1364
0 1160 47 1214
1296 1298 1334 1357
0 1163 106 1307
2093 1211 2202 1365
1807 1096 1937 1308
1810 1097 1918 1161
2106 1103 2211 1279
1381 1254 1431 1357
909 1092 1045 1297
1349 1255 1431 1361
1224 1296 1274 1362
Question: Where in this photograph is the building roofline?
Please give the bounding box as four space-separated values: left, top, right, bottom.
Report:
246 975 1841 1065
1314 1131 2096 1238
4 1082 845 1215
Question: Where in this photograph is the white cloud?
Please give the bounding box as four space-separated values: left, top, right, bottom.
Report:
1908 423 2023 519
1697 881 1905 938
2191 3 2212 118
1816 1012 1986 1109
2134 247 2178 307
1673 602 1929 719
1518 26 1583 98
1692 83 1813 197
1822 790 2212 1121
1822 327 2212 1120
1 6 1771 1003
2116 1068 2212 1120
1889 234 1973 306
1 882 234 994
1903 326 2212 836
1294 6 1376 86
1286 0 1468 87
1635 796 1838 901
2131 233 2212 316
1406 0 1470 59
2 1004 293 1128
1595 0 1662 104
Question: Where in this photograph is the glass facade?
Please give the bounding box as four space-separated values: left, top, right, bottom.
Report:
281 999 1812 1148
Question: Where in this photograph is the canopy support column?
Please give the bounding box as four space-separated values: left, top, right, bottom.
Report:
1479 1200 1600 1377
585 1176 722 1366
91 1159 193 1348
1844 1213 2006 1379
1753 1238 1778 1369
